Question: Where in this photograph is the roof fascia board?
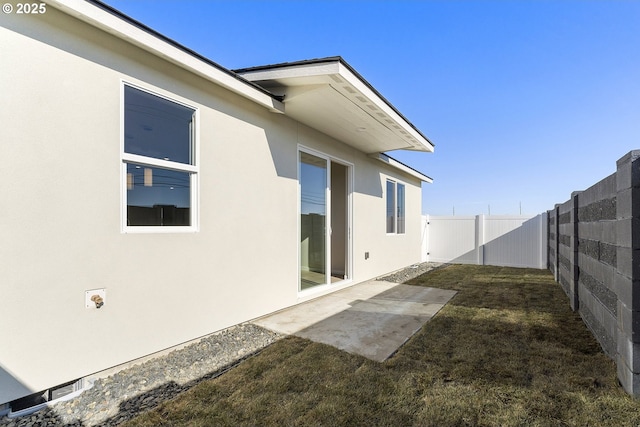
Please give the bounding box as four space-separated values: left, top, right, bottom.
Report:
237 62 342 83
45 0 285 113
336 62 434 153
368 153 433 183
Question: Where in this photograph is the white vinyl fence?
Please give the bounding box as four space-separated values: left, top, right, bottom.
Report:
421 214 548 269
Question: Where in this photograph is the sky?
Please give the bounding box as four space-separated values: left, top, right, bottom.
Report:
106 0 640 216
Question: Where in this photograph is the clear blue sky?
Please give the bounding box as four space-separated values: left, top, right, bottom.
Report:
106 0 640 216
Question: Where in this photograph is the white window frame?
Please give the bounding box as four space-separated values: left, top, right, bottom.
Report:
386 179 406 235
120 82 200 233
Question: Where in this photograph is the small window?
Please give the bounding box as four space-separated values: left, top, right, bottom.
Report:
397 183 405 233
122 85 197 230
386 180 396 233
386 179 405 234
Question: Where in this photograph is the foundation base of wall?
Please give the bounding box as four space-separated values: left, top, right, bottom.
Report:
617 358 640 396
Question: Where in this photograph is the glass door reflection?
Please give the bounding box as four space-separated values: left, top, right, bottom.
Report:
299 151 327 290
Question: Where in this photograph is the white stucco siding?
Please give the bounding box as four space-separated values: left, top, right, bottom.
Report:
1 9 297 403
353 167 424 279
2 11 128 397
0 8 425 404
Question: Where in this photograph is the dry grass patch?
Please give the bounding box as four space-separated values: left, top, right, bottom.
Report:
122 265 640 427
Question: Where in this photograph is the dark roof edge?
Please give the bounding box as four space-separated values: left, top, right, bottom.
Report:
85 0 284 102
233 56 344 74
235 57 435 149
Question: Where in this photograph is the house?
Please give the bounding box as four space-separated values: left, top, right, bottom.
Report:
0 0 434 409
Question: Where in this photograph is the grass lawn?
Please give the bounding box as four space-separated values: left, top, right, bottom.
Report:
122 265 640 426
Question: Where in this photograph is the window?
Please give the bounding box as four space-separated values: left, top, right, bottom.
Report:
397 182 405 233
386 179 405 234
122 85 197 230
386 180 395 233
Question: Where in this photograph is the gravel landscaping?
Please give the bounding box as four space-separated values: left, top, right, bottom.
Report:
378 261 444 283
0 324 282 427
0 263 439 427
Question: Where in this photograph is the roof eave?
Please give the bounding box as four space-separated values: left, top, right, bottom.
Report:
369 153 433 183
336 59 434 153
45 0 285 113
236 57 435 153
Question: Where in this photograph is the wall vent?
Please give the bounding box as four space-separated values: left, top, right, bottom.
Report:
8 378 84 418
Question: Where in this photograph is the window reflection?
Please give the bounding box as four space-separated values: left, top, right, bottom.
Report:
300 152 327 289
124 86 194 165
126 164 191 226
397 183 406 234
123 85 196 228
386 180 395 233
386 180 405 234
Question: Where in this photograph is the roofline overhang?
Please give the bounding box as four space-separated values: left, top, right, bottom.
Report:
40 2 436 159
235 57 434 153
369 153 433 183
44 0 285 113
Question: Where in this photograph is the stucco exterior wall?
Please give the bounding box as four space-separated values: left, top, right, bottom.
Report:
0 8 424 404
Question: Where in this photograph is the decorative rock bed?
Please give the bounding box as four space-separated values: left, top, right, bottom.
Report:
0 324 282 427
0 262 442 427
378 261 445 284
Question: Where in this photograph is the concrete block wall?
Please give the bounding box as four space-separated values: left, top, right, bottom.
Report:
556 194 580 310
547 150 640 395
576 174 617 358
547 210 557 278
614 151 640 395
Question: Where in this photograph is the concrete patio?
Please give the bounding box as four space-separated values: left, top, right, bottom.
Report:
253 280 457 362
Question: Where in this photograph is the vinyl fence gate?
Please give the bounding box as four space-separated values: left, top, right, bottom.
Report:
421 214 548 269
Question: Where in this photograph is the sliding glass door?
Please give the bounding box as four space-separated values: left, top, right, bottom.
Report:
299 149 351 291
300 151 328 289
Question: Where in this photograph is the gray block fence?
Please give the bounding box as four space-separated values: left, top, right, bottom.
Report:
547 150 640 395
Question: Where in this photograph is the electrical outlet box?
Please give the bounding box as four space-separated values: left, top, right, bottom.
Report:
85 288 106 309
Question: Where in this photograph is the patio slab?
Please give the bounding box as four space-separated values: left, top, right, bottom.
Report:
252 280 456 362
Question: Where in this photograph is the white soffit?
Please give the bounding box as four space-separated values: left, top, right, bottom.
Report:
45 0 285 113
236 59 435 154
369 153 433 183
